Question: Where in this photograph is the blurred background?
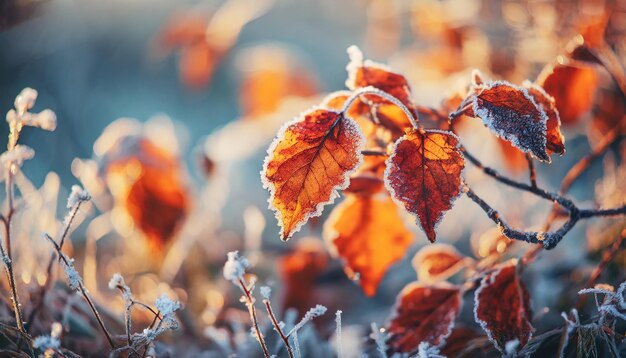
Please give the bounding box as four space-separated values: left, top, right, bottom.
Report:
0 0 624 356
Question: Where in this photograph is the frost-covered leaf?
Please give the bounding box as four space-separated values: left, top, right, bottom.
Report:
387 282 462 353
474 261 533 353
412 243 469 283
345 46 416 135
522 81 565 156
536 63 598 125
324 194 413 296
262 108 365 240
468 81 550 162
384 129 464 242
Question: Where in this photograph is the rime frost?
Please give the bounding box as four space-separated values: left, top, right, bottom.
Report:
67 185 91 208
32 335 61 350
0 144 35 168
288 304 328 336
155 294 182 316
7 88 57 131
260 286 272 299
223 251 249 282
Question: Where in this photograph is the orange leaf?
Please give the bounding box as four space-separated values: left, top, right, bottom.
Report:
412 243 469 283
323 195 413 296
387 282 462 353
536 63 598 125
474 261 533 353
523 81 565 156
322 90 376 136
385 129 464 243
345 46 416 134
469 81 550 162
105 138 189 253
262 108 364 240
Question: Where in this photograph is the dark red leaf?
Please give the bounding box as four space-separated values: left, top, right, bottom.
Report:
387 282 462 353
474 261 534 353
385 129 464 242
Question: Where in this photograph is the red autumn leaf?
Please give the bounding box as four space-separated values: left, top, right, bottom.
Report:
474 261 534 353
440 326 493 357
522 81 565 156
384 129 464 243
262 108 364 240
412 243 469 283
387 282 462 353
536 63 598 125
104 137 189 253
465 81 550 162
323 194 413 296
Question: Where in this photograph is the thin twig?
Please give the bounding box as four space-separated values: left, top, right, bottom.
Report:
27 201 85 332
463 184 626 249
44 234 115 349
263 299 294 358
576 230 626 311
238 279 270 358
361 150 388 157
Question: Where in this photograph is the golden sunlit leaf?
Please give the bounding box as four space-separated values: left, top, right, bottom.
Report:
262 108 365 240
412 243 469 283
385 129 464 243
323 194 413 296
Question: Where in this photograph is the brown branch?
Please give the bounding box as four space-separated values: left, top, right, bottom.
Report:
263 299 294 358
463 184 626 249
238 279 270 358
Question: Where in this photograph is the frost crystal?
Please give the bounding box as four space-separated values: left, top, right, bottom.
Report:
0 144 35 169
416 342 445 358
260 286 271 299
7 88 57 131
14 88 38 113
64 263 82 290
288 304 327 336
109 273 132 301
223 251 249 282
32 335 60 350
155 294 182 316
67 185 90 208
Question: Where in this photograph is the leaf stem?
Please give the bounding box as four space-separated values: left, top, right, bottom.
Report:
341 86 418 129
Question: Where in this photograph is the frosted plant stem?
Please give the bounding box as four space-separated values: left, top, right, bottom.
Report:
292 331 301 358
0 162 24 334
238 279 270 358
341 86 418 129
335 310 343 358
44 234 115 349
28 201 85 332
263 299 294 358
